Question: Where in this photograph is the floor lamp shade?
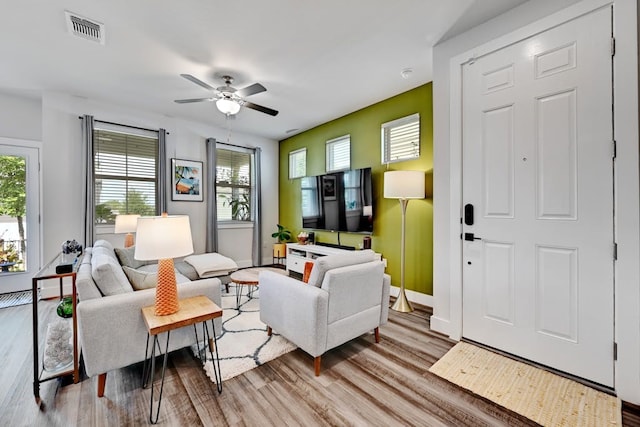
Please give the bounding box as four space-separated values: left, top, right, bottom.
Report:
114 214 140 248
384 170 425 313
135 215 194 315
383 170 425 199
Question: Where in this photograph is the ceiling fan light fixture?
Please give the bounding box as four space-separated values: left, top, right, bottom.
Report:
216 98 241 115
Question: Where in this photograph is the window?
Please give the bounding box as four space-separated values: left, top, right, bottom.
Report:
381 113 420 164
216 148 253 222
326 135 350 172
94 125 159 224
289 148 307 179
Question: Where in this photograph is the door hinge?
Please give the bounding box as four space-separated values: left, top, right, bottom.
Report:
614 342 618 361
611 37 616 56
612 140 617 159
613 243 618 261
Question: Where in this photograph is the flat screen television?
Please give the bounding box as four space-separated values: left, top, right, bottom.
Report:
300 167 373 233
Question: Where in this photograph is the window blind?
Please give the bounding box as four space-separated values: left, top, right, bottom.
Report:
381 113 420 164
326 135 350 172
216 148 252 221
289 148 307 179
93 129 158 223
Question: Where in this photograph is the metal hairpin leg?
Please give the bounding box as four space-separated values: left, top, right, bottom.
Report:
141 334 163 389
144 331 171 424
193 319 222 393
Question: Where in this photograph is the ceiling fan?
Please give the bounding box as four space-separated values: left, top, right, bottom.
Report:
174 74 279 117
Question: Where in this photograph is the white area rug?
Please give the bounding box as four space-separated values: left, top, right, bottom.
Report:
196 284 296 384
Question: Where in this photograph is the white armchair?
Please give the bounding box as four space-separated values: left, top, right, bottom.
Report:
259 250 390 376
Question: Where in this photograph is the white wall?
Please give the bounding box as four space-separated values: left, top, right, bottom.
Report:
0 91 42 141
432 0 640 404
39 91 279 268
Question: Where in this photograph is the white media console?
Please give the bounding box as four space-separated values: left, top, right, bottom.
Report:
286 243 356 274
286 243 381 274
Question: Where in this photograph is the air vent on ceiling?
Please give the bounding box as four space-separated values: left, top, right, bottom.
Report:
65 11 105 45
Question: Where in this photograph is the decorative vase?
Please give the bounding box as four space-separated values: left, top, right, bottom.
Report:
56 297 73 318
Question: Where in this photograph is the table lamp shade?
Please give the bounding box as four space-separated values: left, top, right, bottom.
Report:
134 215 194 316
114 214 140 248
134 215 194 261
383 170 425 199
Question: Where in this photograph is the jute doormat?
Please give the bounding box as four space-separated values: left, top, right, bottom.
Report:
429 342 621 426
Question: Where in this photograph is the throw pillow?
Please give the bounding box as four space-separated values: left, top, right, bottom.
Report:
123 266 158 290
91 245 119 261
114 246 150 269
306 250 377 287
91 254 134 296
302 261 314 283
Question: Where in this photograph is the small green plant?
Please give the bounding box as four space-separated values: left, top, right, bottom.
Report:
271 224 291 243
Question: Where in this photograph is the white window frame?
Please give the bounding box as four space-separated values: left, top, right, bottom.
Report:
381 113 420 164
93 123 159 233
289 148 307 179
326 134 351 173
216 147 254 223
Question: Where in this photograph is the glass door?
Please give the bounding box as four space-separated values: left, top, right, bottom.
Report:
0 143 40 293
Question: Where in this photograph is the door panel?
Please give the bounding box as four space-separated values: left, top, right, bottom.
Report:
462 7 614 387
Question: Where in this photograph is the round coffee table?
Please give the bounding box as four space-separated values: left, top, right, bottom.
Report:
230 267 288 308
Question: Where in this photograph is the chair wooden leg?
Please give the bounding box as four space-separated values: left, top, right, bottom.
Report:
314 356 321 376
97 373 107 397
267 326 272 336
374 327 380 343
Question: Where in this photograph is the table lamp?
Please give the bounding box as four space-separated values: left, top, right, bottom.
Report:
134 214 194 315
384 170 425 313
114 214 140 248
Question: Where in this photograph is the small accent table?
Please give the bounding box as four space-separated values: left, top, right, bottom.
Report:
141 295 223 424
230 267 288 308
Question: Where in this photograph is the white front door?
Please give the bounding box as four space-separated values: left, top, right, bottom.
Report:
0 142 40 293
462 7 614 387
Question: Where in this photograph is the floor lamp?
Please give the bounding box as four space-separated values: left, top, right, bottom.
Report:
384 170 425 313
134 214 194 316
114 214 140 248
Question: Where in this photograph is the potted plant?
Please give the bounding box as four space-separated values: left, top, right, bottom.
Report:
271 224 291 258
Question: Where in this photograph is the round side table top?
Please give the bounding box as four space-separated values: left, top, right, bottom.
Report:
230 266 288 285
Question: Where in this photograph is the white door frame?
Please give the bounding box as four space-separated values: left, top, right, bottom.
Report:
445 0 640 402
0 136 42 291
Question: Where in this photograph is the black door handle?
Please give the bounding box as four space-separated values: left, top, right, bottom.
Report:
464 204 474 226
464 232 481 241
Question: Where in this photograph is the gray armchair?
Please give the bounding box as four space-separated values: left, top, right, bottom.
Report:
259 250 390 376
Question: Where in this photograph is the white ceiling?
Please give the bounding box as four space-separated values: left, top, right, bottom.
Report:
0 0 528 141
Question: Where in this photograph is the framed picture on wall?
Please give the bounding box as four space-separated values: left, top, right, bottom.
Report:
322 175 337 200
171 158 203 201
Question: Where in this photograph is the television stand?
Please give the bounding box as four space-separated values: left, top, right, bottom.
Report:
314 242 356 251
285 243 355 275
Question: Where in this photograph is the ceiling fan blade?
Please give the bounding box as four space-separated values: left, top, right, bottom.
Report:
237 83 266 98
180 74 215 91
174 97 215 104
243 101 279 116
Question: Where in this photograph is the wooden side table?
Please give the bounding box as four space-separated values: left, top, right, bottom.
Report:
141 295 223 424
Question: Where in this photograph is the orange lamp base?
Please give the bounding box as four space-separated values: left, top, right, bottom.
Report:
155 258 180 316
124 233 135 248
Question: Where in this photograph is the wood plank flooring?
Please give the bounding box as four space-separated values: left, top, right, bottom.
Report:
1 298 637 426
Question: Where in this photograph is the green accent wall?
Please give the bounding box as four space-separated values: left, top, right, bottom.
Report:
278 83 433 295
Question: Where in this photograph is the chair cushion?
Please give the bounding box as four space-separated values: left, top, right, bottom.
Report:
307 250 377 287
91 245 119 261
91 254 134 296
114 245 151 269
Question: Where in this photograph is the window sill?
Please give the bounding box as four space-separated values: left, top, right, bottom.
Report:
218 221 254 230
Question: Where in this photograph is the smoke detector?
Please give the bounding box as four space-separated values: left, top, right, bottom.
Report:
65 11 105 45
